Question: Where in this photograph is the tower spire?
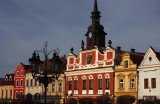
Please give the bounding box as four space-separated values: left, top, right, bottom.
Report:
85 0 107 50
91 0 101 26
94 0 98 11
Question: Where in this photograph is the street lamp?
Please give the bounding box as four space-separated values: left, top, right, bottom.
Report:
28 42 61 104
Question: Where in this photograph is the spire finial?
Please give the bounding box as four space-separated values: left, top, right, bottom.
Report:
94 0 98 11
91 0 101 25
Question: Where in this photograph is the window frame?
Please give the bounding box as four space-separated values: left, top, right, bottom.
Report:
151 78 156 88
98 79 102 89
58 82 62 92
130 78 135 88
74 80 78 90
16 80 19 87
119 79 124 89
69 81 72 90
124 60 128 68
89 79 93 90
16 91 18 99
105 78 110 89
144 78 148 89
20 79 23 87
82 80 86 90
52 83 55 92
86 54 92 64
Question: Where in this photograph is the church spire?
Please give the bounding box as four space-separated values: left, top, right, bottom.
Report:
94 0 98 12
91 0 101 26
85 0 107 50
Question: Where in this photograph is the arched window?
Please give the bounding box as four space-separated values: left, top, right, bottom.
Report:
68 77 72 90
73 76 78 90
82 75 87 90
97 74 102 89
104 74 110 89
26 93 32 100
88 75 93 90
34 93 40 100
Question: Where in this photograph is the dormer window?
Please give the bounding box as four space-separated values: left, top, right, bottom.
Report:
86 54 92 64
124 60 128 68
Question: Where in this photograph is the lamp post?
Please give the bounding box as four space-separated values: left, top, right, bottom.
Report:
28 42 61 104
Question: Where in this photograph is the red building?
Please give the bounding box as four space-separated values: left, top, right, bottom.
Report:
13 63 30 103
65 0 115 103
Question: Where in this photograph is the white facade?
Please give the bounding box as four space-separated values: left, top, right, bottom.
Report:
25 73 43 102
138 47 160 100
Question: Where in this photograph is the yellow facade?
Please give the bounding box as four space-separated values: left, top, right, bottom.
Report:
0 85 14 100
46 74 65 104
115 52 138 104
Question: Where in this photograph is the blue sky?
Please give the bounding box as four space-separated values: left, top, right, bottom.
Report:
0 0 160 77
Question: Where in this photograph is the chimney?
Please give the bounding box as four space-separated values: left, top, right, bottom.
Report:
131 48 135 53
117 46 121 52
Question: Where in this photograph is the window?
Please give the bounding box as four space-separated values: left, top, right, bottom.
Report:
30 79 33 86
89 79 93 90
86 55 92 64
34 93 40 100
16 92 18 99
2 90 3 98
119 79 123 89
26 80 29 87
130 78 135 88
52 83 55 92
20 71 24 75
69 81 72 90
10 89 12 98
16 71 19 76
144 78 148 89
16 80 19 87
98 79 102 89
58 83 62 92
105 79 110 89
74 80 78 90
20 80 23 87
39 82 41 86
124 60 128 68
35 79 37 86
6 90 8 98
20 92 23 98
151 78 156 88
82 80 86 90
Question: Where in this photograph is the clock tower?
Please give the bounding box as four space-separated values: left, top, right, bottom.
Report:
85 0 107 50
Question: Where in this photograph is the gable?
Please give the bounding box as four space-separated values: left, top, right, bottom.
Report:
139 47 160 68
115 52 137 71
67 46 115 71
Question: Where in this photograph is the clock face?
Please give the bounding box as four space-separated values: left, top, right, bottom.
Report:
88 32 92 38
